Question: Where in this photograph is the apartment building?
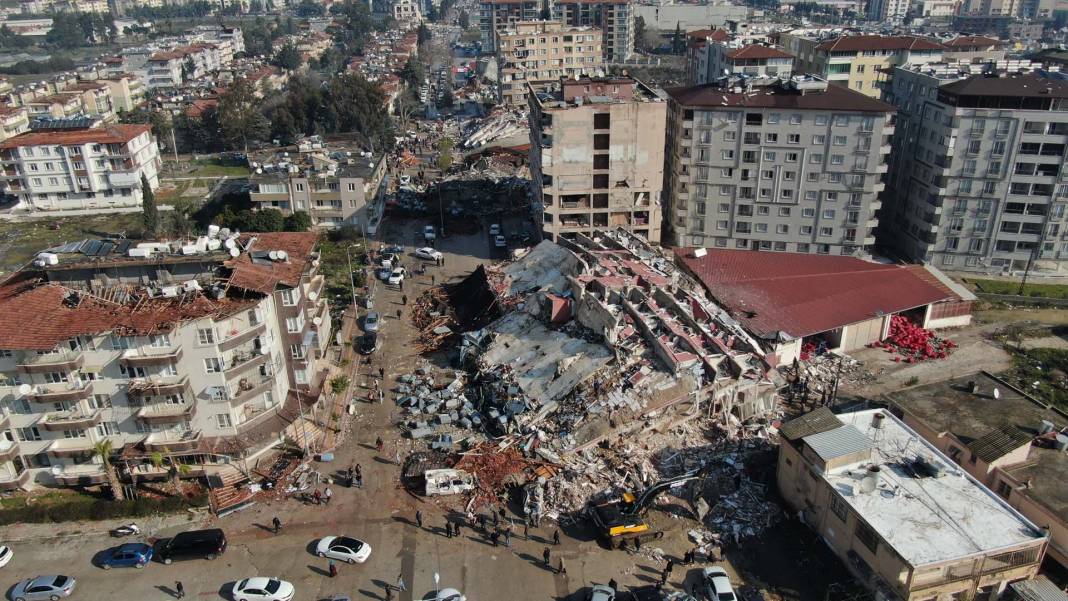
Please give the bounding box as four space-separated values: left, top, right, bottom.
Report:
528 77 666 243
496 21 604 106
0 123 162 213
778 408 1047 601
479 0 542 52
886 372 1068 573
0 107 30 143
66 81 116 122
702 44 794 83
101 74 147 114
685 28 731 85
552 0 633 64
883 65 1068 274
779 33 945 97
942 35 1006 63
0 231 331 490
146 51 185 89
392 0 422 25
249 138 388 230
25 94 83 120
663 76 894 255
866 0 910 23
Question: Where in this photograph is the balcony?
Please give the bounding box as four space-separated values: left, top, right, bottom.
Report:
143 430 202 453
52 463 108 486
121 346 183 367
218 321 266 352
30 381 93 403
0 438 18 462
40 408 102 431
107 171 140 187
224 348 270 379
126 375 190 399
0 469 29 491
46 437 95 457
136 400 197 423
17 350 84 374
228 374 274 406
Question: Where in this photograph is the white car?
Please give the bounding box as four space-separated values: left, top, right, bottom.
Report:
0 545 12 568
489 223 501 236
588 585 615 601
414 247 443 261
494 235 507 248
700 567 737 601
315 536 372 564
388 268 406 286
231 577 294 601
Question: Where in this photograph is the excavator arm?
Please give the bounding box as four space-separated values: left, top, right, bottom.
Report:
632 466 709 514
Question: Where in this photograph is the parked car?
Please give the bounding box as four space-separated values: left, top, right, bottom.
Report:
382 244 405 255
698 567 737 601
423 225 436 241
379 253 399 269
388 268 406 286
100 543 153 569
156 528 227 564
315 536 372 564
0 544 12 568
231 577 294 601
494 235 507 248
587 585 615 601
376 266 392 281
357 332 379 355
489 223 501 236
363 311 380 333
414 247 443 261
11 575 76 601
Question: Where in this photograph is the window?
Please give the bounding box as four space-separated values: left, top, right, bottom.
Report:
120 364 146 378
716 220 728 230
149 334 170 348
96 421 119 436
90 394 112 409
204 357 223 373
216 413 233 429
819 227 833 237
830 155 844 165
833 136 847 146
197 328 215 345
776 224 789 234
109 335 133 350
854 521 879 554
810 154 824 164
800 225 813 235
17 426 41 442
830 495 848 522
286 316 304 333
778 207 791 217
763 151 776 161
721 149 735 160
812 135 826 145
802 208 816 218
280 289 298 306
788 134 800 144
765 133 778 143
815 115 828 126
790 114 802 125
823 209 836 219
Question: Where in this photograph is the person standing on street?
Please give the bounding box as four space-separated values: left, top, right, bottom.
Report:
454 522 461 538
416 510 423 528
523 518 529 540
402 294 408 305
175 581 185 599
329 559 338 578
552 529 560 545
378 367 384 379
543 547 551 567
558 558 567 576
376 436 384 452
313 488 322 505
396 308 402 320
324 486 333 506
272 516 281 534
396 574 406 592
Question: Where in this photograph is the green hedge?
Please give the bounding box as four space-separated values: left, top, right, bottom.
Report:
967 278 1068 299
0 492 207 525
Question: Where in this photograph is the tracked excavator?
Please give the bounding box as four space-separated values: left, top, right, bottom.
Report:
588 467 709 544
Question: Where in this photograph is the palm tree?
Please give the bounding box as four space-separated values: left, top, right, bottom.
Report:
168 459 192 496
329 375 350 396
92 439 125 502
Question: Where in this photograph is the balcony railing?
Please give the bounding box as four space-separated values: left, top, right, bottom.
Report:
30 381 93 403
227 374 274 406
218 321 266 352
0 438 19 462
46 437 95 457
52 463 108 486
136 400 197 423
143 430 202 453
40 408 102 431
224 349 270 379
126 375 191 399
17 350 84 374
121 346 183 367
0 469 29 490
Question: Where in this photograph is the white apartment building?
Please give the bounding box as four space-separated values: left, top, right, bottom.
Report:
0 231 331 490
0 123 162 213
0 107 29 143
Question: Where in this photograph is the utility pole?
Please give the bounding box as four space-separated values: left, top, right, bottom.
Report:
1017 247 1038 296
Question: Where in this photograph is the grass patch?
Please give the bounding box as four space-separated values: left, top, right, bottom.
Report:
0 489 206 525
0 213 143 275
459 27 481 43
966 278 1068 299
163 157 250 179
1007 347 1068 411
317 227 369 307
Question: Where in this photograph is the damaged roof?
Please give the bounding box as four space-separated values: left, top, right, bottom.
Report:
780 406 843 441
502 240 584 295
674 248 957 340
225 231 319 293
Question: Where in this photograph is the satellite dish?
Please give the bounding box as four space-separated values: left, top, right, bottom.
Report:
313 316 323 326
17 383 31 396
993 388 1000 400
229 248 240 258
308 291 318 301
268 250 280 260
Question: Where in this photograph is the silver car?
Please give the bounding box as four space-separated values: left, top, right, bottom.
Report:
363 312 380 333
12 575 76 601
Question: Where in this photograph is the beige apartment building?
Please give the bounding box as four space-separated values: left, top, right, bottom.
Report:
552 0 634 64
479 0 542 52
249 138 388 230
0 107 29 143
528 77 666 244
778 408 1047 601
101 74 147 114
496 21 604 106
0 231 331 490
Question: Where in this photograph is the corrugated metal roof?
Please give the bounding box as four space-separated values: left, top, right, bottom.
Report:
968 425 1032 464
1011 577 1068 601
780 407 843 441
803 424 872 461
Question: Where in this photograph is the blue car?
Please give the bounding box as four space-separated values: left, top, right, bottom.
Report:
100 543 153 569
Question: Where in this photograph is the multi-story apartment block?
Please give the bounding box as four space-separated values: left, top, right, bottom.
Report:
249 139 388 230
146 51 185 89
496 21 604 106
101 74 147 114
779 33 945 98
942 35 1006 63
0 123 162 213
0 231 331 490
552 0 633 64
528 77 666 243
883 65 1068 274
393 0 422 25
866 0 910 23
66 81 116 122
25 94 83 120
0 107 30 143
702 44 794 83
778 408 1047 601
685 28 732 85
663 76 895 254
479 0 542 52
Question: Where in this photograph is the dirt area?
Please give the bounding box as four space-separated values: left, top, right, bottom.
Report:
1021 335 1068 350
0 212 143 275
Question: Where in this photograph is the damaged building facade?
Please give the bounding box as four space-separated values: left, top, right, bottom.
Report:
0 231 331 490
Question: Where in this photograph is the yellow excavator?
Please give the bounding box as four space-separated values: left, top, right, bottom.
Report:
588 467 708 545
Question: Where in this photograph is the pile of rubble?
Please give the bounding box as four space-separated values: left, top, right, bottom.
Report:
411 286 458 353
453 442 558 509
396 366 485 447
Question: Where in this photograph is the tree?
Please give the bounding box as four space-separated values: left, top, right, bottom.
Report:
417 23 430 45
249 0 264 12
46 13 86 48
273 43 302 70
217 78 270 151
250 208 285 231
141 174 160 239
284 211 312 231
671 22 683 54
168 459 191 495
399 56 424 87
92 439 125 502
329 375 350 395
295 0 326 17
458 9 470 29
436 137 454 172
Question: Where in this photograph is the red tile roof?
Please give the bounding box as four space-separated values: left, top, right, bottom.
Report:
0 124 151 149
687 28 731 42
944 35 1000 47
225 232 319 294
673 248 956 340
816 35 945 53
726 45 793 60
0 272 255 351
184 98 218 118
